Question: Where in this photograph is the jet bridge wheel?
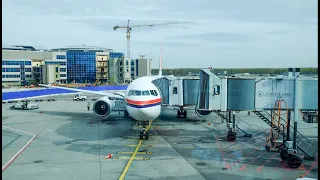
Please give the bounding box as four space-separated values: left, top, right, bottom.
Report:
280 146 288 161
177 110 187 118
286 154 302 168
227 131 237 142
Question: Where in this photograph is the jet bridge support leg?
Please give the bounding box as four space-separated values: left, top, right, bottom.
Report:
226 111 237 142
177 107 187 118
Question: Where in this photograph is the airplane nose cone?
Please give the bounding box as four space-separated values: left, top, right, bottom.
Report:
138 107 161 121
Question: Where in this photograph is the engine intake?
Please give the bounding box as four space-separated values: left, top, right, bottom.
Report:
93 97 112 116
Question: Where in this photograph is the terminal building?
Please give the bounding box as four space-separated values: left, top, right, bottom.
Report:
2 44 152 85
131 56 152 79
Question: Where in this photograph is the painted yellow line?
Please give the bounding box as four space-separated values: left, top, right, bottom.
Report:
124 144 154 147
128 137 157 140
113 156 151 160
119 120 153 180
118 152 153 155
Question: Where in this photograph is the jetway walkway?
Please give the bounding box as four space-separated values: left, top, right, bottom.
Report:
152 68 317 168
253 110 316 160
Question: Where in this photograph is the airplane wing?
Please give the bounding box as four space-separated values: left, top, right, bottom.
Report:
38 84 126 100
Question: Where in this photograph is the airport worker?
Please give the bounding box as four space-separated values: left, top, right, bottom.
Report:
87 102 90 111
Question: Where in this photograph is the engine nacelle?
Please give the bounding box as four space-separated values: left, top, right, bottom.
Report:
93 96 114 117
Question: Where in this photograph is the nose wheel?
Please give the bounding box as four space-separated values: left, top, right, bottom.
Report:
139 121 150 140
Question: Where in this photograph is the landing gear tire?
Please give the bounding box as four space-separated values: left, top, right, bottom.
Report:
177 110 181 118
227 131 237 142
183 110 187 118
280 146 287 161
140 131 144 140
145 131 149 140
286 154 302 168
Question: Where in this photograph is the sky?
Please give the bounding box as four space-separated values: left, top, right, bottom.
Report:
2 0 318 69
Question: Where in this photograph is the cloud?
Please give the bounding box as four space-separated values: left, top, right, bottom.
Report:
169 32 256 43
2 0 318 68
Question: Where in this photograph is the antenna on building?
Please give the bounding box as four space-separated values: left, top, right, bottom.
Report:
159 43 163 76
139 55 146 59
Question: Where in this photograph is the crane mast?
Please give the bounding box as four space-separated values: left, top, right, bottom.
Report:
113 20 193 83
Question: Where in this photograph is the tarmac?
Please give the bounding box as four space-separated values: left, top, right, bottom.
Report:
2 94 318 180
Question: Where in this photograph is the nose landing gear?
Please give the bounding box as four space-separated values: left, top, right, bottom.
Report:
139 121 150 140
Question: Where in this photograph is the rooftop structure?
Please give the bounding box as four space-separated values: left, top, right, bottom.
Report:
51 44 113 52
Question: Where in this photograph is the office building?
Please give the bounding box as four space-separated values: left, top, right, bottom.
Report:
130 56 152 80
2 59 33 85
52 45 112 83
2 45 67 84
108 52 133 84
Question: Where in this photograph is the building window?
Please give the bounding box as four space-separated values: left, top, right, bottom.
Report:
60 68 66 72
56 55 66 59
136 59 139 76
126 60 128 66
60 74 66 77
56 67 59 73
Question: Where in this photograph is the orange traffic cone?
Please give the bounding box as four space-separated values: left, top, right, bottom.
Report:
105 154 113 159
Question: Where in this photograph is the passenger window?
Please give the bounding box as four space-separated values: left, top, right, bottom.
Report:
142 90 150 96
134 90 141 96
150 90 155 96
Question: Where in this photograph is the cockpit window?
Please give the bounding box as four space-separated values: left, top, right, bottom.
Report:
150 90 158 96
128 90 134 96
142 90 150 96
134 90 141 96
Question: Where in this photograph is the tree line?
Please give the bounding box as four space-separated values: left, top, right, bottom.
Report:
151 68 318 76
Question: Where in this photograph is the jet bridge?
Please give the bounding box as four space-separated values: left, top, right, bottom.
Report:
195 69 318 167
152 75 199 118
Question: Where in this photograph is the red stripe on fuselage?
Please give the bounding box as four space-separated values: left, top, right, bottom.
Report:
126 98 161 106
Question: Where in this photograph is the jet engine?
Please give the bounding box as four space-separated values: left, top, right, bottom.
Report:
93 96 114 117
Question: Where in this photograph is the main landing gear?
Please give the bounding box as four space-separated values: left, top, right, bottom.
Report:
177 107 187 118
139 121 150 140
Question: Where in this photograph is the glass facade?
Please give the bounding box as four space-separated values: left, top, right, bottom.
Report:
66 51 96 83
2 60 31 65
56 55 66 59
45 61 66 66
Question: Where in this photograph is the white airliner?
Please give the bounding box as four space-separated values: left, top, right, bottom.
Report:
40 49 165 140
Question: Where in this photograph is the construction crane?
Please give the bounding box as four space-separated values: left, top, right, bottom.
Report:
113 20 193 82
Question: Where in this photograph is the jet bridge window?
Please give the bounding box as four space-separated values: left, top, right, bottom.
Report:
173 87 178 94
213 85 220 95
142 90 150 96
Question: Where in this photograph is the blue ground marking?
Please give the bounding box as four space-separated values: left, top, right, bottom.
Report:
2 85 128 100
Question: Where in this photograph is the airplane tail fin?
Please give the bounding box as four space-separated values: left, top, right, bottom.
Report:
159 43 163 76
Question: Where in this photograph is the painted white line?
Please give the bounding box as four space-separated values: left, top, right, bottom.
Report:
2 126 37 172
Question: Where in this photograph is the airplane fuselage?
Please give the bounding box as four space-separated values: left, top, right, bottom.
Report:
124 76 162 122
